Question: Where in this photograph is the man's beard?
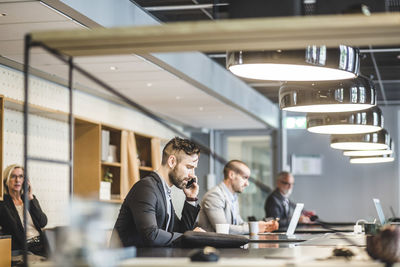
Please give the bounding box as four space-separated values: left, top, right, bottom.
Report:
169 167 185 189
282 188 293 198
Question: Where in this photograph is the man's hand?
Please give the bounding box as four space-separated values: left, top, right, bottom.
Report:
258 220 279 233
183 176 199 199
193 227 206 232
299 215 312 224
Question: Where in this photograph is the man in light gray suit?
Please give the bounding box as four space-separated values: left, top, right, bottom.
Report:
198 160 279 235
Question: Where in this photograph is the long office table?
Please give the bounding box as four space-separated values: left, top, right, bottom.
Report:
29 232 390 267
123 232 383 267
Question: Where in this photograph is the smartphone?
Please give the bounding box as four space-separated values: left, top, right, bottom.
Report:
186 178 196 189
23 178 31 192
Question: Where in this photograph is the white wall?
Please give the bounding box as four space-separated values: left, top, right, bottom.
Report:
0 64 181 227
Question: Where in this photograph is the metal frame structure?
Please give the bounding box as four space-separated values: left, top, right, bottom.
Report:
22 32 273 265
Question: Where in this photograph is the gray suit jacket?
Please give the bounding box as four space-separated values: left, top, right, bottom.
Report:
198 182 249 234
112 172 200 247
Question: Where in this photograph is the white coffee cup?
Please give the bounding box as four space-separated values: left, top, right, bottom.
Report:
215 223 230 234
249 221 259 235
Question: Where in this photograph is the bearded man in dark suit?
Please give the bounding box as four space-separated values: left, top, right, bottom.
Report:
112 137 203 247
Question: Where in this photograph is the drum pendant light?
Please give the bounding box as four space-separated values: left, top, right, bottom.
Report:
330 129 390 150
280 76 376 113
227 45 360 81
307 106 383 135
350 154 395 164
344 139 394 157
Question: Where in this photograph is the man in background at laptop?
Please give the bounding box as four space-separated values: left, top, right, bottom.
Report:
198 160 279 234
264 171 312 229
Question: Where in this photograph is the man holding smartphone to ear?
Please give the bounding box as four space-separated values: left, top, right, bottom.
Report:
198 160 279 234
112 137 204 248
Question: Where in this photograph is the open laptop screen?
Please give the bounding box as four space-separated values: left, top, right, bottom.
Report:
286 203 304 236
373 198 386 225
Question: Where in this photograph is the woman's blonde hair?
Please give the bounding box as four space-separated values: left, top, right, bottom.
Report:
3 164 24 195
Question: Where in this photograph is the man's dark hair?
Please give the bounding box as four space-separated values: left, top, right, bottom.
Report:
223 160 247 179
161 137 200 165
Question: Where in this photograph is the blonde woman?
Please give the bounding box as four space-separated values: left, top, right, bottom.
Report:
0 164 48 257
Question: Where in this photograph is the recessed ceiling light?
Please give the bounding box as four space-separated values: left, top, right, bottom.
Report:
199 107 204 111
146 83 152 87
0 13 7 17
175 96 182 100
110 66 117 71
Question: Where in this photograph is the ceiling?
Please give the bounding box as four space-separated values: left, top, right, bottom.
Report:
0 1 399 134
0 0 267 130
134 0 400 105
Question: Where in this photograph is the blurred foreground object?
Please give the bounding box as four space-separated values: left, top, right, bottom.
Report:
367 225 400 264
53 198 135 267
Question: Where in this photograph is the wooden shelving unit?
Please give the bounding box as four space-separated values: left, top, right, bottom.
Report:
73 117 161 202
73 117 101 199
135 133 161 178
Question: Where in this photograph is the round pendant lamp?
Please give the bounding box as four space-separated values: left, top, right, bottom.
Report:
330 129 390 150
350 154 395 164
280 76 376 113
344 139 394 157
227 45 360 81
307 106 383 134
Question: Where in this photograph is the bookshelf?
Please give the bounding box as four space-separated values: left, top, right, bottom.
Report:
135 133 161 178
73 117 161 202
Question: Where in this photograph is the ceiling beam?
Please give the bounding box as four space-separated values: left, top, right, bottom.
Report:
30 12 400 56
144 3 228 12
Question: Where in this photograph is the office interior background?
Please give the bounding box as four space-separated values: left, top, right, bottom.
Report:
0 0 399 232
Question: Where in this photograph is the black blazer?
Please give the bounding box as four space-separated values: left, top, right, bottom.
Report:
264 189 296 228
112 172 200 247
0 194 48 251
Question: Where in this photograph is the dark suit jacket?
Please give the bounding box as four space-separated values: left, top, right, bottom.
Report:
112 172 200 247
264 189 296 228
0 194 48 251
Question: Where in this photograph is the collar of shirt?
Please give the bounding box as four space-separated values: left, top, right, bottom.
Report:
156 171 172 199
221 182 238 203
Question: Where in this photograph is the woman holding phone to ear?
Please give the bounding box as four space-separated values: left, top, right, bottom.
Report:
0 164 48 257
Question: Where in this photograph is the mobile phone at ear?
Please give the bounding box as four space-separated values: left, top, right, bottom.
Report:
186 178 195 189
23 179 31 192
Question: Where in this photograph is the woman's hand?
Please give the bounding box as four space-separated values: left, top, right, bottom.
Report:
27 180 33 200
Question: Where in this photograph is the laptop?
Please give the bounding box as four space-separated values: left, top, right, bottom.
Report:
257 203 309 242
373 198 386 225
